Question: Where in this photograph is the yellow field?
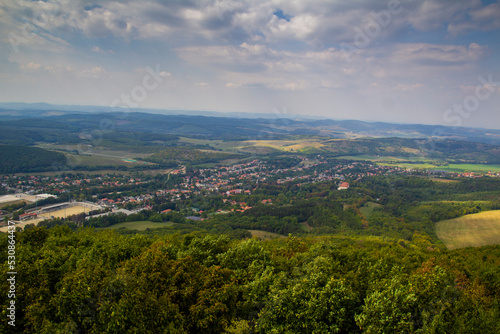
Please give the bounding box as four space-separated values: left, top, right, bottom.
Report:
435 210 500 250
38 205 92 219
243 139 324 152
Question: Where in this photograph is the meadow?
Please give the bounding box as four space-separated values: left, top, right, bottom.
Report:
105 220 174 231
359 201 382 219
430 164 500 173
248 229 286 240
435 210 500 249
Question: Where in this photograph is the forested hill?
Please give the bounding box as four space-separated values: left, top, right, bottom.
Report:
1 108 500 144
0 145 67 173
1 227 498 333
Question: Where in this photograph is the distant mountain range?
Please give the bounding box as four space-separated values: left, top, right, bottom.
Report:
1 103 500 145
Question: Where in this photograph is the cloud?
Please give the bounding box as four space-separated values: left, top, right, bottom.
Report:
448 2 500 35
1 0 496 51
0 0 499 129
393 83 425 92
18 61 111 79
20 62 41 71
387 43 488 69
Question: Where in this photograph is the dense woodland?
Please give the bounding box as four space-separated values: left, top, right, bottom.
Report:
0 145 67 173
1 227 499 333
146 147 244 167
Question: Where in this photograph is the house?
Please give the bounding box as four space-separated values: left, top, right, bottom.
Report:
20 212 37 220
338 182 350 190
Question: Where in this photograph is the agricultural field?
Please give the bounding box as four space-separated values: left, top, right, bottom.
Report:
378 162 439 169
65 153 154 167
435 210 500 250
190 138 326 153
337 155 431 162
36 144 155 167
105 221 174 231
430 164 500 173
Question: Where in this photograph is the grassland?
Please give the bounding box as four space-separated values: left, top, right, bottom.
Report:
105 221 174 231
337 155 431 162
36 144 155 167
248 229 286 240
430 164 500 173
0 199 26 209
435 210 500 250
378 162 440 169
359 201 382 219
181 137 327 153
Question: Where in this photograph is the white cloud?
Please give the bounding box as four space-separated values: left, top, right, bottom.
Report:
20 62 41 71
393 83 425 92
0 0 499 129
18 61 111 79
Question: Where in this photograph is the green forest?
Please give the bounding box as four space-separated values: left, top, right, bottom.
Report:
0 145 67 173
146 147 243 167
1 227 499 333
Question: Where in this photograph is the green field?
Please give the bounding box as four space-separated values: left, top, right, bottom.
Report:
338 155 430 162
106 221 174 231
430 164 500 173
378 162 438 169
435 210 500 250
36 144 154 167
359 201 382 219
377 162 500 173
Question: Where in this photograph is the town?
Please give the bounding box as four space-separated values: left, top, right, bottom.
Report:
1 155 498 230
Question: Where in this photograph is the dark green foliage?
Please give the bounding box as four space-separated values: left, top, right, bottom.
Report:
1 229 499 333
0 145 67 173
146 147 242 166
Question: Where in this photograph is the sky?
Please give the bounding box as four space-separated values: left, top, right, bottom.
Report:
0 0 499 129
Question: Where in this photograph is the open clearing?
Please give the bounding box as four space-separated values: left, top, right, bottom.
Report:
36 144 155 167
249 230 286 240
106 221 174 230
359 201 382 219
199 138 325 153
65 153 154 167
435 210 500 250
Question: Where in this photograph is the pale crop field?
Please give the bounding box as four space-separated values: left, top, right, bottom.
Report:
435 210 500 250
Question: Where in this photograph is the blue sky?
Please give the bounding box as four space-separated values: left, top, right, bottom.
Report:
1 0 499 128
